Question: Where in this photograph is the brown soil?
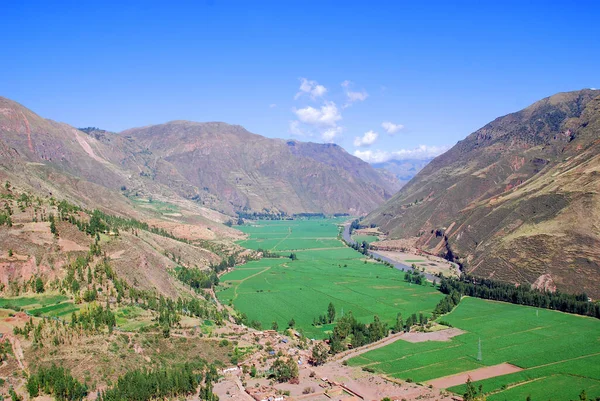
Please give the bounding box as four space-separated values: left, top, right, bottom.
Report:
426 363 523 389
401 328 465 343
532 273 557 293
376 250 460 277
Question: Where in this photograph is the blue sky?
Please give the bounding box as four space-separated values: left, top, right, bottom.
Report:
2 1 599 163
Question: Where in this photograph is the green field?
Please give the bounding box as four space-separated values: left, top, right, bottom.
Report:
351 235 379 244
115 305 155 331
348 297 600 400
218 218 442 338
0 294 69 309
0 294 77 319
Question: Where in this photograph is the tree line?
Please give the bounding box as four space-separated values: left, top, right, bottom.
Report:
439 275 600 319
329 311 388 353
312 302 336 326
26 364 88 401
404 270 426 285
26 363 221 401
175 266 219 291
97 363 219 401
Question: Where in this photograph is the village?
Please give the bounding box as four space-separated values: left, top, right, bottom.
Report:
211 324 459 401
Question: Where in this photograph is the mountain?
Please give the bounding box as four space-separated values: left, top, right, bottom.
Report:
366 89 600 298
373 159 433 188
121 121 397 215
0 97 397 218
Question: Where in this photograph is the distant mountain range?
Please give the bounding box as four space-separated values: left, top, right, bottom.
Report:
0 97 398 218
367 89 600 298
373 159 433 188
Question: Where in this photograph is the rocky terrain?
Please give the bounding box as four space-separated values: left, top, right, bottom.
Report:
366 89 600 298
121 121 398 215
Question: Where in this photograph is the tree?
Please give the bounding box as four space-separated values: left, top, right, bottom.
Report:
50 219 58 237
311 343 328 366
289 253 297 261
270 358 299 382
35 277 44 293
271 321 279 331
393 313 403 333
26 375 39 397
8 249 13 257
327 302 336 323
463 378 485 401
288 318 296 328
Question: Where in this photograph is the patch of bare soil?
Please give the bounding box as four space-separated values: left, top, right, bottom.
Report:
426 363 523 389
401 328 465 343
0 311 29 335
354 227 382 236
532 273 557 293
148 218 218 241
295 360 456 401
376 250 460 277
58 238 87 252
372 237 419 251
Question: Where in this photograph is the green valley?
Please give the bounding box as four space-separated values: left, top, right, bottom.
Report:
217 218 442 339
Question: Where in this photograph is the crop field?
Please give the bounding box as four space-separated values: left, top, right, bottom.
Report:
218 218 442 338
351 234 379 244
348 297 600 400
0 294 78 319
29 302 79 318
0 294 69 309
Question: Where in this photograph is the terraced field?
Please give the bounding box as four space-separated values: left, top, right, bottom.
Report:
0 294 78 319
348 297 600 400
218 218 442 339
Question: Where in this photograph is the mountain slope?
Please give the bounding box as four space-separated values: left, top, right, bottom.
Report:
366 89 600 297
0 97 396 217
121 121 397 215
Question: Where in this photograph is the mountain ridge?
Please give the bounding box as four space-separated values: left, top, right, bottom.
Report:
0 96 397 218
366 89 600 297
120 120 397 215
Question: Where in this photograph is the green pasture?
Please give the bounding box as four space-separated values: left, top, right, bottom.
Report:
0 294 69 310
30 302 79 318
351 235 379 244
218 218 442 338
0 294 78 319
115 305 154 331
348 297 600 400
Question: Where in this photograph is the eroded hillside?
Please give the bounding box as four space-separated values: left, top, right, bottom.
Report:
367 89 600 297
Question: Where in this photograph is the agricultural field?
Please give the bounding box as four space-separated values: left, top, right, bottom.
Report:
114 305 155 331
351 234 379 244
218 218 442 339
348 297 600 400
0 294 79 319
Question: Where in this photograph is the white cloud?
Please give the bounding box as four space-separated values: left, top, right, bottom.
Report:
294 101 341 127
353 130 379 147
288 121 305 137
381 121 404 134
341 80 368 105
295 78 327 100
353 145 450 163
269 104 277 108
322 126 343 142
